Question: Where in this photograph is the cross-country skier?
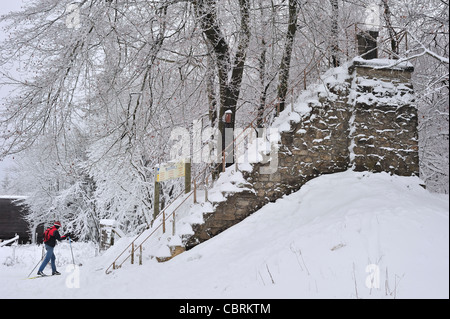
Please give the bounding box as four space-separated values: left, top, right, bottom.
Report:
37 221 70 276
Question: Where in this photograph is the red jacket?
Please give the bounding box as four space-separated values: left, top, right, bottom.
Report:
44 226 67 247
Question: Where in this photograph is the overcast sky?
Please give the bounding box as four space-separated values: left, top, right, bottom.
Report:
0 1 24 44
0 0 23 22
0 0 25 187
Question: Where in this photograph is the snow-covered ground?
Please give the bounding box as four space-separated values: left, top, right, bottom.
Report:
1 170 448 299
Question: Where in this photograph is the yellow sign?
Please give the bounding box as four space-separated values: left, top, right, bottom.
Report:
156 161 186 182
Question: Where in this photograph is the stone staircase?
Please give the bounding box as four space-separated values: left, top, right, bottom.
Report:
182 58 418 251
105 58 419 271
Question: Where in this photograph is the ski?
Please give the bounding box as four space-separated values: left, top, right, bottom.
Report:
26 275 47 280
25 274 61 280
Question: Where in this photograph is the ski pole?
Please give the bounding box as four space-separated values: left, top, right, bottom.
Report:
27 246 45 278
68 236 75 265
28 258 43 278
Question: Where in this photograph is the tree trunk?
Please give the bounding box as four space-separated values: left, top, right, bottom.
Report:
381 0 399 56
258 36 268 129
205 41 218 128
330 0 340 67
195 0 250 169
276 0 299 114
257 0 268 129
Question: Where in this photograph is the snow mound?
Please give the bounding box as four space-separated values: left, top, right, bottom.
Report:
1 170 448 298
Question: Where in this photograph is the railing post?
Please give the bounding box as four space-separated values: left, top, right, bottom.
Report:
304 69 307 90
185 159 191 194
154 181 160 220
131 242 134 265
205 176 209 203
234 139 239 171
405 30 408 55
222 150 226 172
193 180 197 204
162 210 166 234
139 245 142 266
172 213 176 236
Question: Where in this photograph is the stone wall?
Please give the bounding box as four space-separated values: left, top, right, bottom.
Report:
349 60 418 175
184 59 418 250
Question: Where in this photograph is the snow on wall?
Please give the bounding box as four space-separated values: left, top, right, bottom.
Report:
183 58 419 250
349 60 418 175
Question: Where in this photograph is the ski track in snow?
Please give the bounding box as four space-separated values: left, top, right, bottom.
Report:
0 170 448 299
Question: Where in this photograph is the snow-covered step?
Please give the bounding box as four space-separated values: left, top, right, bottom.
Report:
155 245 186 263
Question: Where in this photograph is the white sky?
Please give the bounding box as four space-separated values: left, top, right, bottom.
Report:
0 0 25 185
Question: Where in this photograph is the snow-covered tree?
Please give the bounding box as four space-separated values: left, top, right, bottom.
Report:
0 0 448 241
382 0 449 193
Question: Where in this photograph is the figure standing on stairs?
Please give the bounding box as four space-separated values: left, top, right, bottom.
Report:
37 221 70 276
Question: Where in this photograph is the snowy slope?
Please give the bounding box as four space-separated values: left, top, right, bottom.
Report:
1 170 448 299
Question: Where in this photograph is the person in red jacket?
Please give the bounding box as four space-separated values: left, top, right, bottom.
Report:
37 221 69 276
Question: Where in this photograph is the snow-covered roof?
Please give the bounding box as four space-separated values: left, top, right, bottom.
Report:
0 195 28 200
353 57 414 72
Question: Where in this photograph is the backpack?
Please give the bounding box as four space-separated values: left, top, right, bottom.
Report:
43 226 56 243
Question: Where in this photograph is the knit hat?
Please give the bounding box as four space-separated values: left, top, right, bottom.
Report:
54 221 61 227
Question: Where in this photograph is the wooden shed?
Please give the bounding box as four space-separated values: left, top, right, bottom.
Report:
0 196 37 244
